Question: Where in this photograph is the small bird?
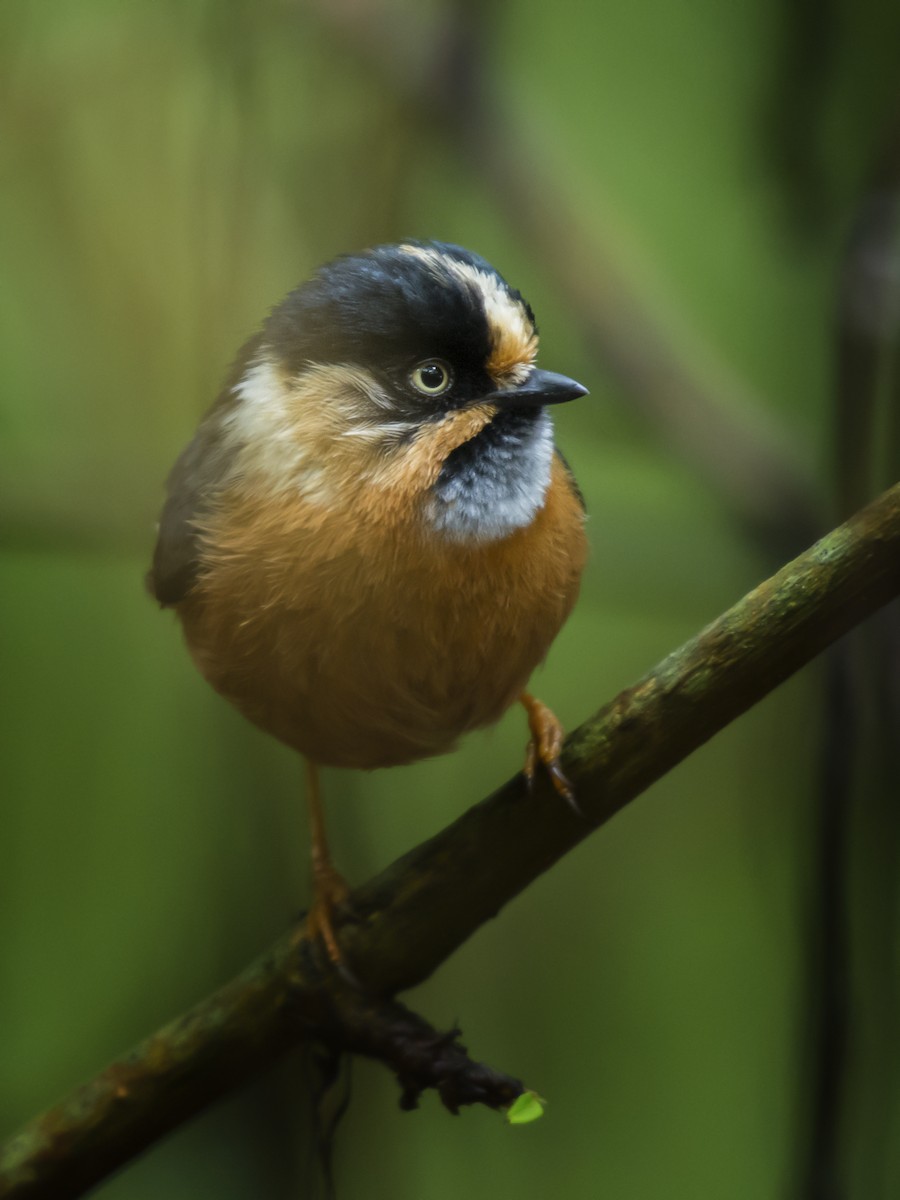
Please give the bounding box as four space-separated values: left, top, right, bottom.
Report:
148 241 588 964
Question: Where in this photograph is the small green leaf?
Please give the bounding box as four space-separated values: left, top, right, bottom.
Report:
505 1090 546 1125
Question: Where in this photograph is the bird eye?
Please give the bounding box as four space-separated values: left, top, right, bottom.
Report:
410 360 452 396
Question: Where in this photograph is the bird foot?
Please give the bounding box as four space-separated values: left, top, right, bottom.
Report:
306 862 357 982
521 692 581 816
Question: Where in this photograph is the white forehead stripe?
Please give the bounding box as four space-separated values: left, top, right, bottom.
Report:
399 244 538 382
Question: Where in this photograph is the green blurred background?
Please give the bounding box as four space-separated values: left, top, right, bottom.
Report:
2 1 898 1197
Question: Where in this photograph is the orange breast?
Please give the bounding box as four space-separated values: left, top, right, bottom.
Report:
177 456 586 769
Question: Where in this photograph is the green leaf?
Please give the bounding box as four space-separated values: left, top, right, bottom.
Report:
505 1090 546 1125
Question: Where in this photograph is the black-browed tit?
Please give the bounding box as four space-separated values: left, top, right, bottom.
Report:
148 241 589 964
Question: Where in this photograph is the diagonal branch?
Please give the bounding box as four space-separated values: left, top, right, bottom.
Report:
2 481 899 1200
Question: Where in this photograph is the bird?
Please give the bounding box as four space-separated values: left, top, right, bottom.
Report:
148 241 588 966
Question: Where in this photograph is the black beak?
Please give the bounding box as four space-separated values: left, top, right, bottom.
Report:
485 368 588 409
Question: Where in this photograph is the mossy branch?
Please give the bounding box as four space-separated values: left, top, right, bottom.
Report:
2 482 899 1200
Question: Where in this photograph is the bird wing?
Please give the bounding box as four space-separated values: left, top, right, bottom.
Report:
147 334 262 607
554 447 586 513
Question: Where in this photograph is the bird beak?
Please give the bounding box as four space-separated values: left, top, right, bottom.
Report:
484 368 589 409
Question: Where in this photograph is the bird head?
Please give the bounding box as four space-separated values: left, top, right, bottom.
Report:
222 242 587 541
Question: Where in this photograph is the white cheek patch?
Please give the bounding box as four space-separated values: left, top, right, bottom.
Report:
340 421 417 446
224 357 332 500
225 358 419 498
428 410 555 542
327 366 416 445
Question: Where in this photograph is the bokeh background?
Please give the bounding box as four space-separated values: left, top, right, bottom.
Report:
2 1 898 1197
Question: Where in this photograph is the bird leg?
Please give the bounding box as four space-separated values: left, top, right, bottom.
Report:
520 691 578 813
304 759 351 967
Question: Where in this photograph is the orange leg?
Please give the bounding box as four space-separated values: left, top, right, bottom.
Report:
520 691 579 813
304 759 351 967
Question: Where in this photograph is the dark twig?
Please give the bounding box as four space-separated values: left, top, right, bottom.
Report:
798 110 900 1200
799 648 855 1200
308 986 524 1116
2 482 899 1200
0 947 524 1200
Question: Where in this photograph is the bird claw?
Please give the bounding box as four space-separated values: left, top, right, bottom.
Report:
521 692 584 818
306 864 360 986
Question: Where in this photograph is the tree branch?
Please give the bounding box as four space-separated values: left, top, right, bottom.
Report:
2 482 899 1200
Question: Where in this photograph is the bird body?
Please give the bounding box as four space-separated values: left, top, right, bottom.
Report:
177 447 585 768
149 241 588 959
